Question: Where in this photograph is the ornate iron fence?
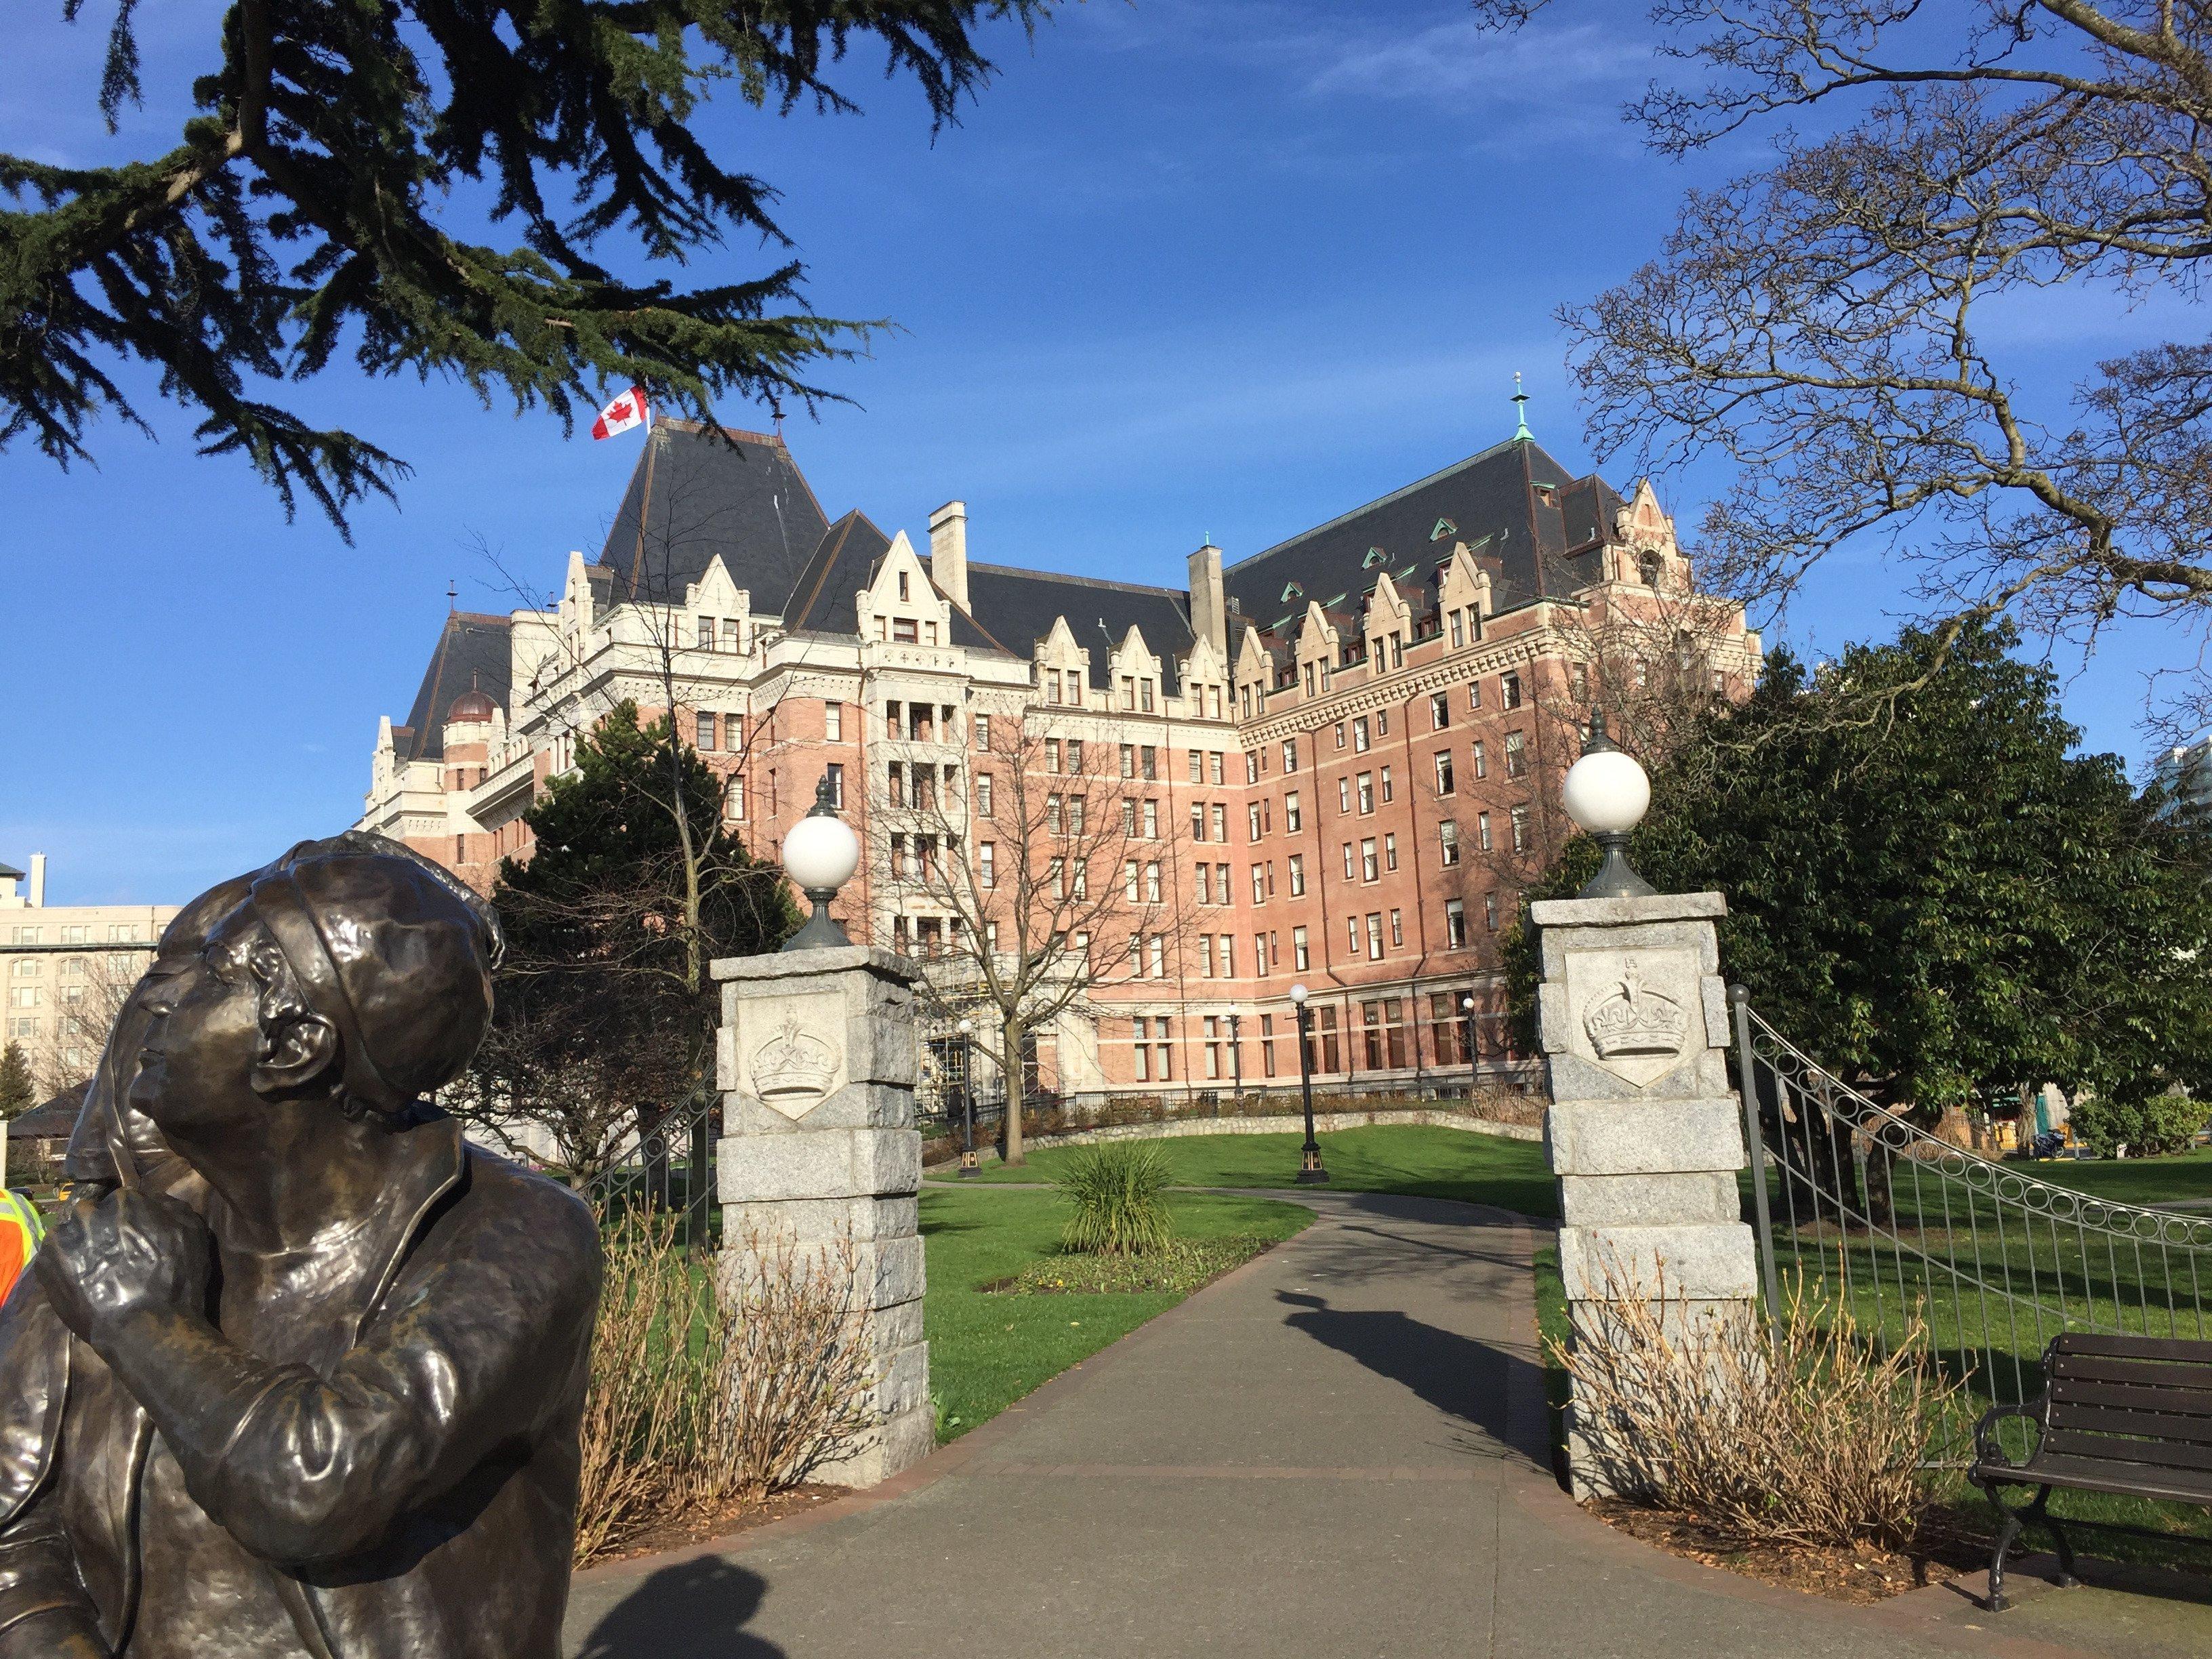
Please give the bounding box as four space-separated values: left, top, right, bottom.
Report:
1731 989 2212 1464
575 1087 720 1252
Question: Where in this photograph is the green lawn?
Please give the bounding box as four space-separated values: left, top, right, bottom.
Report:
1999 1145 2212 1209
943 1126 1558 1218
920 1185 1311 1441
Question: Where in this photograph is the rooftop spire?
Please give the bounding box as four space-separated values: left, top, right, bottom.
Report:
1511 372 1533 443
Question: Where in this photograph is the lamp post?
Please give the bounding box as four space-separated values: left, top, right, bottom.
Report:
956 1017 979 1178
1225 1009 1243 1120
779 775 863 949
1289 983 1329 1185
1460 993 1479 1102
1560 711 1654 899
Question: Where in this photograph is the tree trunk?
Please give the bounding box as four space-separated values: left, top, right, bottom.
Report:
1002 1014 1025 1166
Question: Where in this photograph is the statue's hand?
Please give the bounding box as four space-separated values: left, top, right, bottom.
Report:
35 1189 211 1342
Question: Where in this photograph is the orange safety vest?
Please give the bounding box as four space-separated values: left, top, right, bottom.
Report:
0 1191 45 1306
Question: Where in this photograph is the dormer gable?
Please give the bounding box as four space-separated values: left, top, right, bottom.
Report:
1434 544 1495 651
1180 632 1230 722
683 554 753 653
855 529 954 648
1612 478 1685 590
1107 624 1164 714
1035 615 1092 707
1362 571 1414 671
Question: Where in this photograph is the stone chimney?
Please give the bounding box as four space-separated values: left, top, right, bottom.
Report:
28 853 45 908
1187 541 1225 660
928 501 969 611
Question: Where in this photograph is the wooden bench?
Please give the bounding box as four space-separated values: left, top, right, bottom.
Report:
1969 1331 2212 1610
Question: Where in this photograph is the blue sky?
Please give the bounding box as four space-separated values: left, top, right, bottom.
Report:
3 0 2200 903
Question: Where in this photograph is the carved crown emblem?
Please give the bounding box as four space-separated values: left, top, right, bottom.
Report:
1582 962 1688 1060
750 1019 838 1110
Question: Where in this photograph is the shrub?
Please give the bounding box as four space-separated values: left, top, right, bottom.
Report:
574 1210 876 1565
2068 1088 2210 1158
1553 1266 1961 1551
1056 1142 1174 1256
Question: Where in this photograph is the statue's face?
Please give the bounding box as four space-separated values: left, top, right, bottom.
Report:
127 902 282 1139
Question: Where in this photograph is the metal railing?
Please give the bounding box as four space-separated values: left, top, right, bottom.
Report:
575 1088 720 1252
1732 990 2212 1464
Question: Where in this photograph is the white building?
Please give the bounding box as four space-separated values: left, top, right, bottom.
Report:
1 857 178 1096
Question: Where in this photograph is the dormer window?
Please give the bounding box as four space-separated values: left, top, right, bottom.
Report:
1363 547 1386 569
1281 581 1303 604
1640 551 1664 586
898 570 911 600
1431 518 1457 541
894 617 918 644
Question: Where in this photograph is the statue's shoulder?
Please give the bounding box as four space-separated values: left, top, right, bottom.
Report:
451 1145 601 1274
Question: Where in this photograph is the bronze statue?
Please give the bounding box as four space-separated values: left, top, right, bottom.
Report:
0 838 601 1658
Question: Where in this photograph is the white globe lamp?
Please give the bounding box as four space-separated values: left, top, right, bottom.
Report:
780 774 863 950
1560 710 1655 899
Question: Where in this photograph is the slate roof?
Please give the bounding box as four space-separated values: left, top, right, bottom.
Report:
0 862 21 881
950 562 1199 695
392 613 512 764
597 420 830 615
1221 437 1626 637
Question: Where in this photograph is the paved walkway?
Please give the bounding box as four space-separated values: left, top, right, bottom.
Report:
565 1192 2209 1659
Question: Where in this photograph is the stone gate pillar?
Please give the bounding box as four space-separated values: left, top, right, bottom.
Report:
1532 890 1759 1498
713 943 932 1487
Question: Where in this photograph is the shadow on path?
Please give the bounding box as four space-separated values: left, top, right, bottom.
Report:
573 1559 784 1659
1277 1289 1549 1465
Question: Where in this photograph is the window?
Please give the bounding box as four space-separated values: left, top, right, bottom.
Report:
1446 899 1467 948
1450 611 1464 648
1210 752 1225 785
1477 811 1492 852
1251 865 1267 904
1346 915 1359 954
1189 750 1204 783
1134 1030 1150 1082
1511 803 1530 853
1248 802 1263 840
1120 743 1135 779
722 618 741 652
1353 716 1371 752
893 617 918 644
1211 804 1227 841
825 702 844 741
1195 865 1212 905
1122 799 1137 834
1145 863 1162 903
1434 750 1455 795
1362 999 1409 1069
979 843 996 888
823 762 844 808
1199 933 1214 977
1356 774 1374 815
1141 680 1155 713
1338 779 1352 814
1376 708 1389 735
1343 842 1356 880
1282 738 1298 772
1284 791 1302 832
696 710 718 750
1292 925 1311 971
1390 909 1404 947
1141 746 1158 781
1216 860 1231 898
1288 855 1306 896
1570 664 1589 703
1254 933 1271 973
1067 670 1084 704
1361 838 1378 882
8 987 39 1008
1047 672 1063 705
697 617 714 649
1149 936 1166 979
897 570 910 600
977 774 995 817
1246 752 1261 784
1505 731 1528 778
1485 892 1499 932
1261 1012 1277 1078
1431 691 1450 730
1069 796 1086 835
1384 833 1399 872
1307 1005 1341 1073
1472 741 1488 780
975 714 990 751
1366 914 1385 961
1217 936 1233 979
1067 739 1083 772
1047 738 1063 773
1124 861 1140 901
724 775 745 819
1143 800 1159 838
1334 721 1348 750
1501 671 1523 710
1048 794 1065 835
1191 804 1206 843
1439 820 1460 866
1468 681 1482 712
1380 765 1394 803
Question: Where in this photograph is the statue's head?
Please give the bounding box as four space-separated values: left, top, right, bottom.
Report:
125 842 499 1144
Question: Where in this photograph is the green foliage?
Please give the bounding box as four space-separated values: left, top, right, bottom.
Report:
0 1044 33 1118
1507 620 2212 1115
2 2 1050 532
2066 1092 2212 1160
1054 1143 1174 1256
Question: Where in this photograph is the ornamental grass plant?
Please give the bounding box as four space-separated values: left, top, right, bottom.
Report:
1055 1142 1174 1256
1553 1265 1962 1551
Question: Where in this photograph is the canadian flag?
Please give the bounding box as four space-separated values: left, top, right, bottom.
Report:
591 387 648 441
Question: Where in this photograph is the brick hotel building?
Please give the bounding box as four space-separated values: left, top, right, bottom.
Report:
359 413 1759 1103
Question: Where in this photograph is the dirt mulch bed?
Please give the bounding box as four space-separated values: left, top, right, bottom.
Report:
979 1235 1278 1296
585 1483 848 1569
1585 1500 1990 1605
